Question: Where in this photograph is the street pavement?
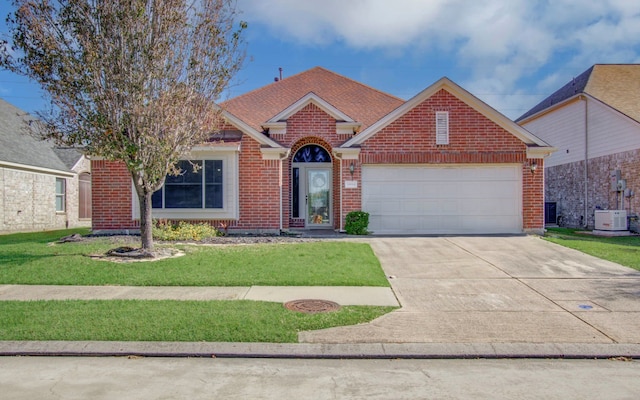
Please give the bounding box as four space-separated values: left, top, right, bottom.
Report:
2 357 639 400
1 235 640 358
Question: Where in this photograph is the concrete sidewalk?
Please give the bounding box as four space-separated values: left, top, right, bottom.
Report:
2 235 640 359
0 285 399 306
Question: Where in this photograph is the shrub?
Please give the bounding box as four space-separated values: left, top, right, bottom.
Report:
153 220 222 241
345 211 370 235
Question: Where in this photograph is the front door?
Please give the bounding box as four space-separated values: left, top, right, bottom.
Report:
291 144 332 229
306 168 331 227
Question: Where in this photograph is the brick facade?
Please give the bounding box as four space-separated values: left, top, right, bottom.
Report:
546 148 640 228
91 160 138 232
359 89 543 232
91 81 548 234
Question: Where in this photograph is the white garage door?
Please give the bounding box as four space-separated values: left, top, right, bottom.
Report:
362 164 522 234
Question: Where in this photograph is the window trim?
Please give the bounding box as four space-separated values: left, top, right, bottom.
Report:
131 151 239 221
55 177 66 213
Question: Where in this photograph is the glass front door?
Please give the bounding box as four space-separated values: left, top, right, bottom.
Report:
307 168 331 227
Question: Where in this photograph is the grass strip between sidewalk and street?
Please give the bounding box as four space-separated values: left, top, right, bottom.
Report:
544 227 640 271
0 229 389 287
0 300 395 343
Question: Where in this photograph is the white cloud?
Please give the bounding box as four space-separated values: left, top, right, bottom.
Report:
237 0 640 117
238 0 446 47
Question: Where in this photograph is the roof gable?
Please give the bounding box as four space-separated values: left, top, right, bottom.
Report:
344 77 551 149
221 67 403 133
517 64 640 124
267 92 357 123
261 92 362 136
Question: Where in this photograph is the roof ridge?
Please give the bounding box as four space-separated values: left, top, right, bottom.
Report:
221 66 402 106
219 67 321 107
308 66 404 102
515 65 594 122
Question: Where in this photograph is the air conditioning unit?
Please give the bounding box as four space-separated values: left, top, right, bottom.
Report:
595 210 627 231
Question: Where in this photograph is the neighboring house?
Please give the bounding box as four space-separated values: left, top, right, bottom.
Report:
92 67 553 235
517 64 640 229
0 98 91 233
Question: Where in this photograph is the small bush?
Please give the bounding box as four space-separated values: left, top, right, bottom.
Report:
153 220 222 241
345 211 370 235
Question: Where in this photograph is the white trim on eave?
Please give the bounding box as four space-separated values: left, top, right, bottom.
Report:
343 77 553 150
0 160 75 177
516 94 584 125
267 92 358 123
218 107 283 148
332 147 361 160
260 147 291 160
526 146 557 159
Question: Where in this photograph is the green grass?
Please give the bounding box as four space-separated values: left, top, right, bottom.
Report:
544 227 640 271
0 300 395 342
0 229 396 342
0 229 389 286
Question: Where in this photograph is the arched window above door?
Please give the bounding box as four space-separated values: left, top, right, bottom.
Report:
293 145 331 163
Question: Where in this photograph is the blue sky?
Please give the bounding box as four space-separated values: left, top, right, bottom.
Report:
2 0 640 119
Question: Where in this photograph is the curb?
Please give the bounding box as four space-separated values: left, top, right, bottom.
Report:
1 341 639 360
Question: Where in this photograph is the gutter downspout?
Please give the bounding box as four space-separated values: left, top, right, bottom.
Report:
583 95 589 228
333 153 345 232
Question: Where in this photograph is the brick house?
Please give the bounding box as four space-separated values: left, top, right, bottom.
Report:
517 64 640 229
0 98 91 233
92 67 553 235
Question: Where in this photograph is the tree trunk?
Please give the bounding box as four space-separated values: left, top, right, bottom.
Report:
139 190 154 253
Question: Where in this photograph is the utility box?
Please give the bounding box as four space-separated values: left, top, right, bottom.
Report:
610 170 621 192
595 210 627 231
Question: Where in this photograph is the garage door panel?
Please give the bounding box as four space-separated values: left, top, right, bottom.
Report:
362 165 522 234
460 199 518 216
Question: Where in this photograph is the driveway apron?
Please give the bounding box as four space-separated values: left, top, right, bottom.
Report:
299 236 640 344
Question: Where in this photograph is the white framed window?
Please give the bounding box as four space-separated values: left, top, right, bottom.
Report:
55 178 66 212
133 150 239 221
152 160 223 209
436 111 449 145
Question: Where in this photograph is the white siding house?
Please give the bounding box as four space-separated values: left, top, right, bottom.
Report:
517 64 640 230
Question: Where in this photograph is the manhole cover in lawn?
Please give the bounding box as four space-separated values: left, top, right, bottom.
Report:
284 299 341 314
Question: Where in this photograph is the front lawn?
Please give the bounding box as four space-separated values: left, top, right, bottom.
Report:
0 300 394 343
0 229 389 286
544 227 640 271
0 229 395 342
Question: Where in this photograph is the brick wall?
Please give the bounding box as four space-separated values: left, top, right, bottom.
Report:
234 137 282 231
91 160 138 231
546 148 640 228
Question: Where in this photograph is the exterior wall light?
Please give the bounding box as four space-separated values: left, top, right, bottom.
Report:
530 161 538 174
349 162 356 177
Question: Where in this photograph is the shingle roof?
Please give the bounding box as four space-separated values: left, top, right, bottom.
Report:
53 147 85 170
0 98 73 173
220 66 404 132
517 64 640 123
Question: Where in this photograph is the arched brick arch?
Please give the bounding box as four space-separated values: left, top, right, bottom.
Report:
290 137 334 160
288 137 340 229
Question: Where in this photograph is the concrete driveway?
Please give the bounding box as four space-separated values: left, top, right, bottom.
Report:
300 236 640 344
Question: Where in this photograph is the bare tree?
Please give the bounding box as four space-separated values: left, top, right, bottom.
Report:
1 0 246 253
